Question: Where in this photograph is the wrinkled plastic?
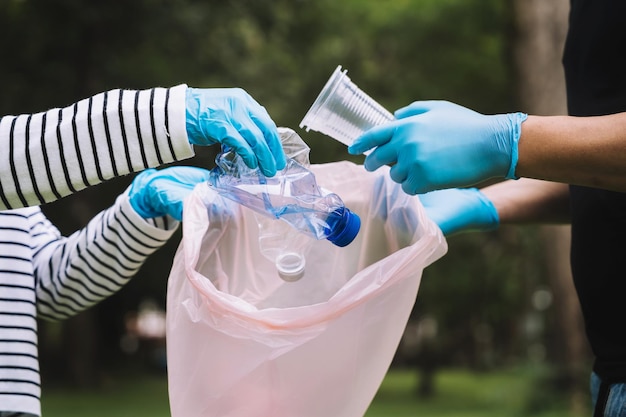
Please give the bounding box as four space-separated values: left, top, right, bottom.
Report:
166 161 447 417
207 128 359 243
209 127 360 281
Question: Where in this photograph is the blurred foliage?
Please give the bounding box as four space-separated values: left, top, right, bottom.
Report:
0 0 556 383
0 0 515 162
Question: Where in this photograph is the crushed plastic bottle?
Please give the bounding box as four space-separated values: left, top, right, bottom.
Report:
207 127 361 281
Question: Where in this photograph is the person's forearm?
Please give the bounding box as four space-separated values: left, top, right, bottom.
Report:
34 192 178 321
481 178 571 224
517 113 626 191
0 85 193 210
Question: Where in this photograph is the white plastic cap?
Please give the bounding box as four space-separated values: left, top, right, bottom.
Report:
276 252 306 282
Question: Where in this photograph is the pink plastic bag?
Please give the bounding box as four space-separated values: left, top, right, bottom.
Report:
166 161 447 417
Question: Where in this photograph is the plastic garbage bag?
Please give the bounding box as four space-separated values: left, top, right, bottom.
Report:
166 161 447 417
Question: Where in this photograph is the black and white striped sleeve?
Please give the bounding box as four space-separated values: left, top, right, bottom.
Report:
0 84 194 210
29 192 179 321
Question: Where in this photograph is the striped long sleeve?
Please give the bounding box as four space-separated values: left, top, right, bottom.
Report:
0 193 178 415
31 193 178 321
0 84 194 210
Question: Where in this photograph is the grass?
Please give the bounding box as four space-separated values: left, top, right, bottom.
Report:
365 367 583 417
42 373 171 417
41 367 589 417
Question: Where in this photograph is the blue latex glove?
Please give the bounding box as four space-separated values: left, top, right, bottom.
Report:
348 100 527 195
129 166 212 221
185 88 286 177
418 188 499 236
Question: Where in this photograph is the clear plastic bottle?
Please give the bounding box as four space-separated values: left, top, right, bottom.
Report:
207 127 361 281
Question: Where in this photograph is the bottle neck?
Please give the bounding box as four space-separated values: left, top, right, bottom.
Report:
325 207 360 247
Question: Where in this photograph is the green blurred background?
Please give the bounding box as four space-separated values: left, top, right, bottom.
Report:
0 0 591 415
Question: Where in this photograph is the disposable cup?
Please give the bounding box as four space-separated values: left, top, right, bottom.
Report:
300 65 394 147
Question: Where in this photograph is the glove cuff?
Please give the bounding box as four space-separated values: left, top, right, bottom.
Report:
129 169 161 218
185 88 205 146
474 189 500 231
504 112 528 180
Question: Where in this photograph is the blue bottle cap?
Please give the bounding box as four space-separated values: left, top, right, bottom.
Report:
327 207 361 247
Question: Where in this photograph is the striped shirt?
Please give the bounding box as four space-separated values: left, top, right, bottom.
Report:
0 84 194 415
0 84 192 210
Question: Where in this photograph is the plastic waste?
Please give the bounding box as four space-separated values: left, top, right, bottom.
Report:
256 214 311 282
300 65 394 148
207 127 361 281
166 160 448 417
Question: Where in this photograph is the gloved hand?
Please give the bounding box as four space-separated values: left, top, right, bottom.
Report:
185 87 286 177
348 100 527 195
129 166 212 221
418 188 499 236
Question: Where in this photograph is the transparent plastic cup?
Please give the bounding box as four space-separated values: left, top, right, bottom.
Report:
300 65 394 147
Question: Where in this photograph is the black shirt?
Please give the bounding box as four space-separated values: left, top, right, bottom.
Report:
563 0 626 382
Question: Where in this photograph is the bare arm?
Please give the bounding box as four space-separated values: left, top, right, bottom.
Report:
469 113 626 224
517 114 626 191
481 178 571 224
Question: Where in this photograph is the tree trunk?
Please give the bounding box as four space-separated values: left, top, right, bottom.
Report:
512 0 590 413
